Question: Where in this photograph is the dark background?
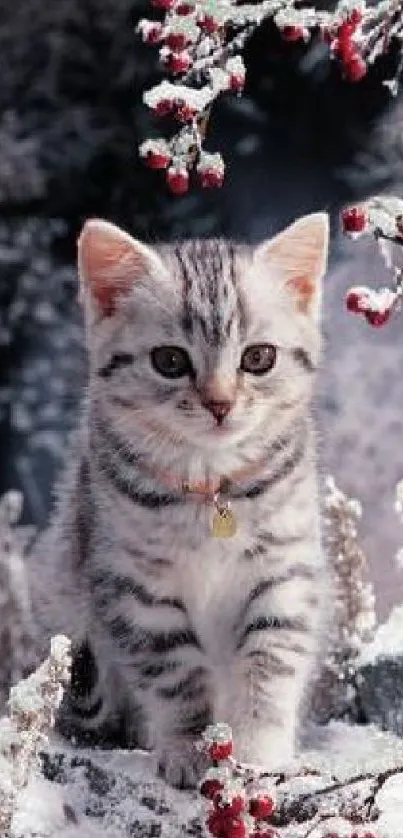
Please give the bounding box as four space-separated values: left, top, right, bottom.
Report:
1 0 402 617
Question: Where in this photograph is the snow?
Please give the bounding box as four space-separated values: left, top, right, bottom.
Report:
359 604 403 665
5 722 403 837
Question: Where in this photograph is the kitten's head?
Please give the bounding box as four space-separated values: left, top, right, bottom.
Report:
78 215 328 452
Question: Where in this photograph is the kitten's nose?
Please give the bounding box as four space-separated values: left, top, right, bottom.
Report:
204 399 233 425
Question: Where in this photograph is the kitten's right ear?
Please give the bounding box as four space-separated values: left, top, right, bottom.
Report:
78 219 162 317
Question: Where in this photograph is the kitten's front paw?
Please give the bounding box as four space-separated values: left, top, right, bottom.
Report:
156 739 208 789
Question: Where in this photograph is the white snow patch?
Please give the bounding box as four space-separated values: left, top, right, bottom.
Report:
359 604 403 664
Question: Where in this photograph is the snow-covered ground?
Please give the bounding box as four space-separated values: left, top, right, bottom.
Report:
10 722 403 838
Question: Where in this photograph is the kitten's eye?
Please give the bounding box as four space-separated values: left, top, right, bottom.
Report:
241 344 277 375
151 346 192 379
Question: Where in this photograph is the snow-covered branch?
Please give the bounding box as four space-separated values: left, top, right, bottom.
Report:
199 723 384 837
0 635 71 836
311 477 376 724
138 0 402 194
341 195 403 327
0 492 38 716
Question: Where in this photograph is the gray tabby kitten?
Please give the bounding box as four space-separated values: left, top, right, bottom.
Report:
30 213 329 788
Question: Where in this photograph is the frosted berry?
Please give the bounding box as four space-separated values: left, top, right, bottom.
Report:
225 820 247 838
338 21 355 40
176 1 194 13
166 167 189 196
165 50 192 74
252 830 279 838
229 73 245 93
349 7 363 24
199 168 225 188
144 23 163 44
207 810 228 838
209 741 233 761
249 795 275 820
281 25 304 42
154 99 174 116
344 53 367 82
145 150 171 170
341 206 367 233
165 32 189 51
200 778 224 800
346 290 367 313
365 308 391 327
334 37 355 61
152 0 175 9
216 794 245 817
207 812 246 838
175 104 197 122
199 13 219 33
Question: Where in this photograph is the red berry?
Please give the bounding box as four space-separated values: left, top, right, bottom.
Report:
176 1 194 13
365 308 391 327
227 822 247 838
334 36 355 61
209 741 233 761
164 51 191 74
252 830 278 838
207 812 246 838
249 795 275 820
145 150 171 170
338 21 355 39
216 795 245 817
199 168 224 189
165 32 189 51
350 8 363 24
281 25 304 42
200 778 224 800
207 811 228 838
346 290 366 313
344 53 367 82
154 99 174 116
166 168 189 196
144 24 163 44
175 104 197 122
152 0 175 9
341 206 367 233
229 74 245 93
199 13 219 33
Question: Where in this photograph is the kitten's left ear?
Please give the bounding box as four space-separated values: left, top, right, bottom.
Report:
78 219 164 318
254 213 329 319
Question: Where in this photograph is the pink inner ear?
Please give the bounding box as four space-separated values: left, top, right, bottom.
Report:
79 220 144 317
286 273 316 314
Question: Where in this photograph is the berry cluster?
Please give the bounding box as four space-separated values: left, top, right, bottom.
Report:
324 5 367 82
138 0 401 194
198 724 381 838
200 724 277 838
341 196 403 327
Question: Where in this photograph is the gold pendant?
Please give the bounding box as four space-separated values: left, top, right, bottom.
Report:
211 503 237 538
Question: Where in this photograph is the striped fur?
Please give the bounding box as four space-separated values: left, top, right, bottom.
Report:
30 216 329 787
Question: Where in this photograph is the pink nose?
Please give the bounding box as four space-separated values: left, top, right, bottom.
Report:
204 400 232 424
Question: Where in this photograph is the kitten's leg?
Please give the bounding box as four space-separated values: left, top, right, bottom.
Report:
219 579 321 769
136 645 212 788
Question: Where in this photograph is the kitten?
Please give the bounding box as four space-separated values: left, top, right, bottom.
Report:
30 213 329 787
